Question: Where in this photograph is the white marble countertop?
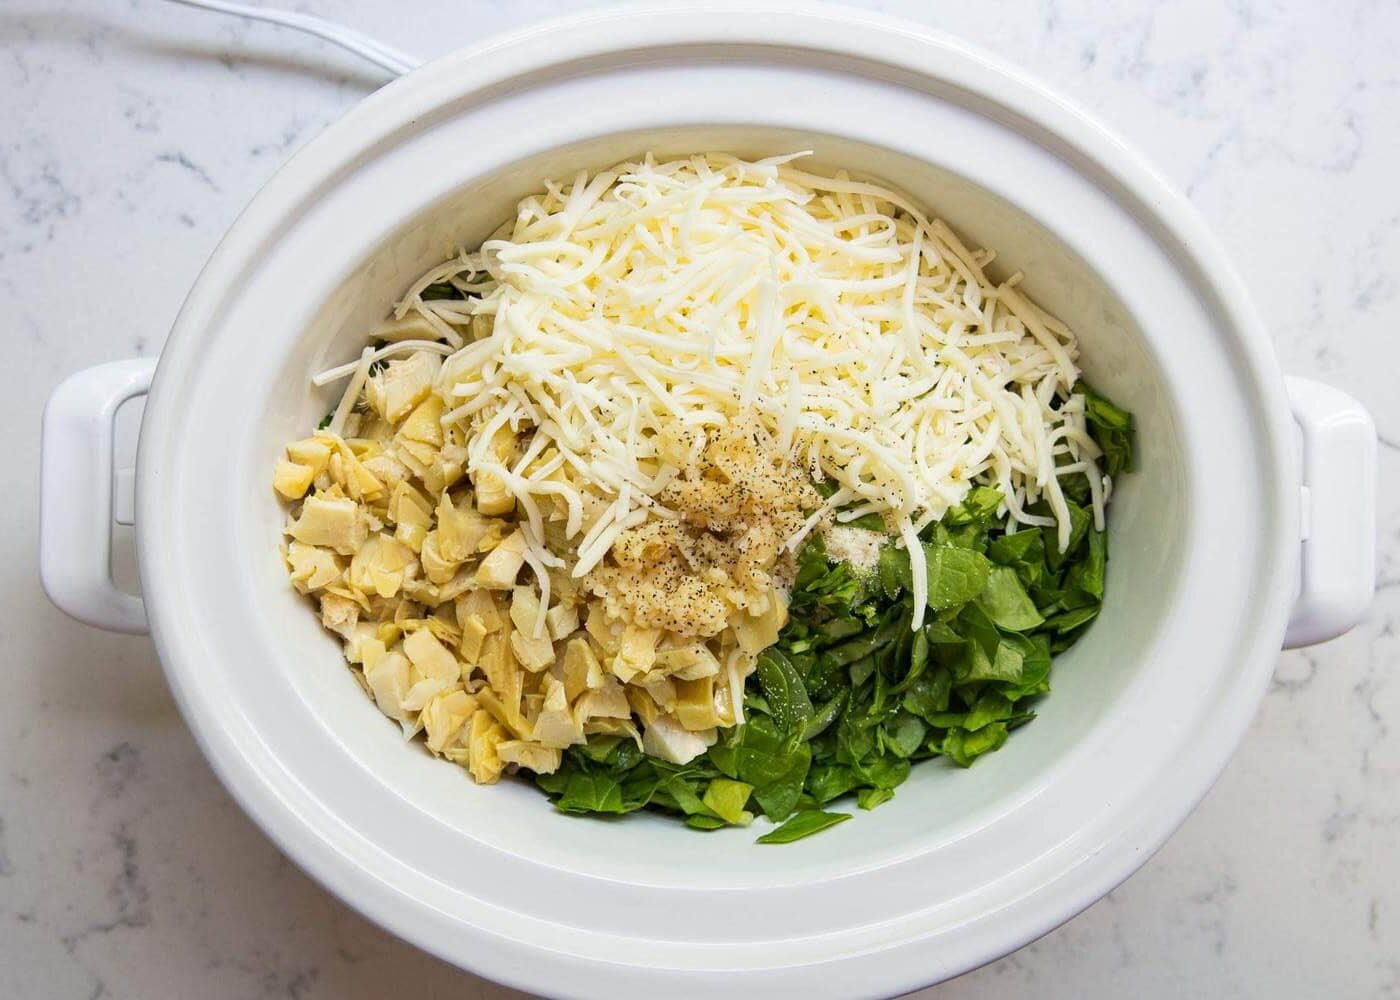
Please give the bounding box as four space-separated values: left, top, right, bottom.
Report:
4 1 1397 997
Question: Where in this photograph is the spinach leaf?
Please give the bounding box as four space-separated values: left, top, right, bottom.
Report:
554 771 628 814
902 668 953 722
806 764 861 803
1064 528 1108 604
755 648 814 739
756 809 852 844
802 691 848 741
655 774 714 818
882 711 928 758
1044 605 1100 634
878 542 993 609
421 280 463 300
943 723 1010 766
788 534 868 613
1076 382 1135 476
988 528 1043 575
963 692 1015 731
1044 501 1092 571
976 566 1045 631
924 544 993 610
942 486 1004 527
709 717 811 821
857 787 894 810
843 512 888 532
702 779 754 824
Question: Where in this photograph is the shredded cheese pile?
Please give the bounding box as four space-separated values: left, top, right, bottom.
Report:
366 152 1107 627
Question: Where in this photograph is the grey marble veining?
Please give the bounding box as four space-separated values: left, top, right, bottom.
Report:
3 1 1397 997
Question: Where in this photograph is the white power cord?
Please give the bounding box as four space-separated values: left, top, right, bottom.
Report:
165 0 422 77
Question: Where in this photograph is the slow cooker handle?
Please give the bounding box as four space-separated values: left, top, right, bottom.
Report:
40 359 155 635
1283 377 1376 648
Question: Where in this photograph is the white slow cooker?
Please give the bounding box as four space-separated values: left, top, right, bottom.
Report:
39 7 1376 997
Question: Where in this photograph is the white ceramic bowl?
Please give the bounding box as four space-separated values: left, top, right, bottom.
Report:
40 6 1376 997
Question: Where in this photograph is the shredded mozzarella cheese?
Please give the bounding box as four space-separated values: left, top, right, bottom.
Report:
405 153 1104 627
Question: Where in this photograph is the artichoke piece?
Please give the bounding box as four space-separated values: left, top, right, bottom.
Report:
403 627 461 687
423 688 477 754
459 613 489 664
397 394 444 449
641 713 712 765
273 460 316 500
381 351 441 424
288 493 366 555
496 741 561 774
474 530 527 589
610 625 659 683
474 424 517 515
364 646 411 722
732 588 788 655
285 541 342 593
464 709 507 784
559 638 601 702
419 531 462 585
436 492 492 562
530 675 584 749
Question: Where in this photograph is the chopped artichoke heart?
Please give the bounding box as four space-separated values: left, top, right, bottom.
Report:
545 602 580 642
419 531 461 585
510 629 555 673
364 650 411 721
611 625 659 683
397 394 445 448
348 535 412 599
641 713 712 765
375 312 440 343
423 689 476 754
574 681 630 724
733 590 788 656
508 586 542 636
436 492 491 561
475 685 531 741
382 352 441 423
476 633 525 731
496 741 561 774
286 437 332 476
285 541 342 593
465 709 507 784
475 530 527 589
560 638 600 702
319 592 360 638
473 424 518 516
459 614 489 664
273 459 316 500
456 588 505 632
530 675 584 749
288 493 366 555
653 643 721 680
403 627 461 686
674 675 721 731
